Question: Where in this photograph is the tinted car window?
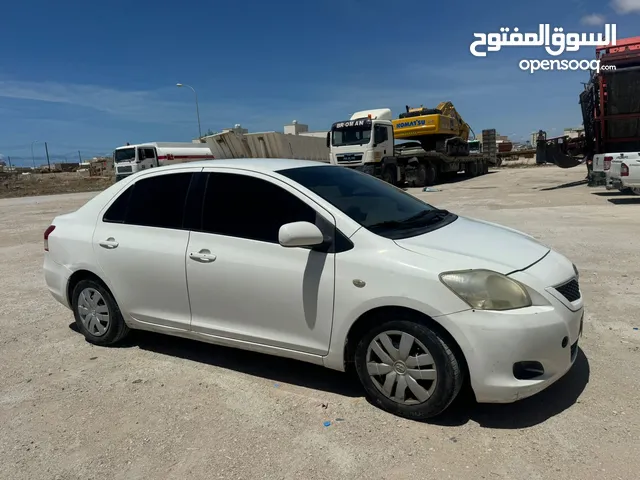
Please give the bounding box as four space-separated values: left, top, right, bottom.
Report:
201 172 317 243
278 165 456 240
103 185 133 223
105 172 193 229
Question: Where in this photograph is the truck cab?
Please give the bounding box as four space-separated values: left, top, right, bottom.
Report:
327 109 394 170
114 144 158 182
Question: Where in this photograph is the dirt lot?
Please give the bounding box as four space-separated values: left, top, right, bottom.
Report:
1 167 639 480
0 172 113 199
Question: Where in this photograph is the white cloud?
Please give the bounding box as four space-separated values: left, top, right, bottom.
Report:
581 13 606 25
0 79 272 128
0 58 552 138
611 0 640 13
0 62 523 133
0 80 173 119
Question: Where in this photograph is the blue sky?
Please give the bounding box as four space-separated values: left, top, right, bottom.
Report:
1 0 640 166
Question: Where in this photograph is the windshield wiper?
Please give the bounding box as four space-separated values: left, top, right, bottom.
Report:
368 209 450 231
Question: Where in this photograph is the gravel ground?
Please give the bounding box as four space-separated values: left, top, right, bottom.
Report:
1 167 639 480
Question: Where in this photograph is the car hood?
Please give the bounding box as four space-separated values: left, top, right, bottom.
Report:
393 216 550 274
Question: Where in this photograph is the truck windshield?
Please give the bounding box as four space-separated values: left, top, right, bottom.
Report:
114 148 135 163
278 165 456 240
331 127 372 147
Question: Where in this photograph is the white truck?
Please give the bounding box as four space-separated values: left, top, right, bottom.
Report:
605 152 640 195
113 142 215 182
327 108 496 187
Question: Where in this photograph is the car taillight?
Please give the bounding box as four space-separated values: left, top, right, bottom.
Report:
621 163 629 177
44 225 56 251
604 156 612 170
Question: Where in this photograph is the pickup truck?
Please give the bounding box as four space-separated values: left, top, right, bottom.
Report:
606 152 640 195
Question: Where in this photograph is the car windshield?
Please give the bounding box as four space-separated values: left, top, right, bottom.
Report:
114 147 135 163
278 166 456 239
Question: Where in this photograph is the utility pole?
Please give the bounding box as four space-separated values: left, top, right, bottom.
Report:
44 142 51 171
78 150 82 163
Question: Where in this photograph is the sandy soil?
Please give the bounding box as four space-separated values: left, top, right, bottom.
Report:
0 172 113 199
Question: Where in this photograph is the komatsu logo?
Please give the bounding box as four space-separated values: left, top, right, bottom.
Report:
396 120 426 129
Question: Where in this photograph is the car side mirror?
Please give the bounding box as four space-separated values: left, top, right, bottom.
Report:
279 221 324 248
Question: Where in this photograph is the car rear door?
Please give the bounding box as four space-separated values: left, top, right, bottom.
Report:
92 168 201 330
185 168 337 355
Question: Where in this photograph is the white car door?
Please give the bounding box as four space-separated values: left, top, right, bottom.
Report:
185 168 338 355
92 169 199 330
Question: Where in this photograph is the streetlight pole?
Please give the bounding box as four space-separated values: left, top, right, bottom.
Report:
30 140 40 168
176 83 202 141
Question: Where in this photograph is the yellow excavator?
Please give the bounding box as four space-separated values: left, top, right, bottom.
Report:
392 101 473 156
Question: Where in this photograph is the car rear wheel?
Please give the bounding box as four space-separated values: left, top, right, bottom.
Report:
354 316 464 420
72 279 130 346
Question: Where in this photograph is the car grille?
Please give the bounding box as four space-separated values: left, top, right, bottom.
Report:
336 154 363 164
117 166 132 173
555 278 581 302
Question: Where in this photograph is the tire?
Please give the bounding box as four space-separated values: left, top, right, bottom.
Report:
467 160 479 177
632 188 640 196
72 279 130 346
381 166 396 186
483 160 489 174
422 162 437 186
354 315 464 420
415 163 437 187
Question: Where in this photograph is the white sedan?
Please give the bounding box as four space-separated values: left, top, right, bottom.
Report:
43 159 584 419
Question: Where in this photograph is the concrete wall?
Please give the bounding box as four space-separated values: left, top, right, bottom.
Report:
205 130 329 162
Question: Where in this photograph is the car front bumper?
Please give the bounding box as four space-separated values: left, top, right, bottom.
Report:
445 304 583 403
439 250 584 404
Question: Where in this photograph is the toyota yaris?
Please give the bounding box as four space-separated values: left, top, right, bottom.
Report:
44 159 584 419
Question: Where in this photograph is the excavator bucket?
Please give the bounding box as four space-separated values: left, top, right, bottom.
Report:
536 142 584 168
535 131 584 169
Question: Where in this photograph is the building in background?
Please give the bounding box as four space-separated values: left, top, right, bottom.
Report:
563 126 585 139
284 120 328 138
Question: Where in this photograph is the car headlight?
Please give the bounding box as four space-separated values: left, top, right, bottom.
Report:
439 269 532 311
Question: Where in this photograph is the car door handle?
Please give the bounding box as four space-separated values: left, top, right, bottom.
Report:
189 250 217 263
99 238 119 249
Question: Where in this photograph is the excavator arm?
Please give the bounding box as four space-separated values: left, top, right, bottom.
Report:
434 102 472 142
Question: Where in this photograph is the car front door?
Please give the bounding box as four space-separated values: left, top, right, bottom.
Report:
92 169 199 330
185 168 336 355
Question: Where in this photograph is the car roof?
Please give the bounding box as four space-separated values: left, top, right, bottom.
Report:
160 158 334 173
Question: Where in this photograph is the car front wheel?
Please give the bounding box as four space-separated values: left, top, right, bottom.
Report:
72 279 130 346
354 316 464 420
